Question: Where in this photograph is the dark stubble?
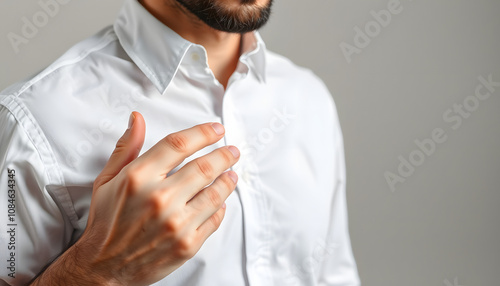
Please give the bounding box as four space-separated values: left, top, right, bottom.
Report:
175 0 273 33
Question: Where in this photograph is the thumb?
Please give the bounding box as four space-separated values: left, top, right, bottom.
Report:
93 111 146 190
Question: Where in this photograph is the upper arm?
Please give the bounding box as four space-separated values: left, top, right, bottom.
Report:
310 80 361 285
0 101 73 285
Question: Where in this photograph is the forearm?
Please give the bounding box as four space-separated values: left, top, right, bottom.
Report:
30 243 116 286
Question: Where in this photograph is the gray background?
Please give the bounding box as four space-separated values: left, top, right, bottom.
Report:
1 0 499 285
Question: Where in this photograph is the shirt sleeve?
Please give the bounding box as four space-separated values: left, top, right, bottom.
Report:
0 101 74 285
317 93 361 286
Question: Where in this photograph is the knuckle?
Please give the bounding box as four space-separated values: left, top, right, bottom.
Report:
220 174 235 191
175 235 196 259
163 216 183 234
199 124 215 141
195 158 214 180
205 187 222 208
208 211 224 229
164 133 189 153
115 136 128 150
147 193 163 217
121 166 143 195
219 148 233 165
93 174 111 191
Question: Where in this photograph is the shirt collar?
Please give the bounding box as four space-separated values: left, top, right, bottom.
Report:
114 0 267 94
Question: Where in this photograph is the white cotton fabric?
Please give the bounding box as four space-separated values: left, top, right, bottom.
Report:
0 0 360 285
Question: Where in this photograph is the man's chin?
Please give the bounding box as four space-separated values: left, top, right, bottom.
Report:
175 0 273 33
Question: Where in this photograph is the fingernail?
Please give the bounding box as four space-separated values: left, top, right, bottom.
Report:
228 171 238 183
211 123 225 135
227 146 240 158
222 203 227 209
128 112 135 129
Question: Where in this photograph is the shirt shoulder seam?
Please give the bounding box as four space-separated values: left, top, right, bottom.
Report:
0 95 80 228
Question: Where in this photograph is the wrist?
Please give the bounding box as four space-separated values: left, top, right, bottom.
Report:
31 240 120 286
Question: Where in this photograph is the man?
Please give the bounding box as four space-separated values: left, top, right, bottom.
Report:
0 0 359 285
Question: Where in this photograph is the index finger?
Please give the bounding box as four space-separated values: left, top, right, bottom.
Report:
131 122 225 183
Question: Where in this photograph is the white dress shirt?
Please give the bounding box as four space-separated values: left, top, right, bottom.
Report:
0 0 359 285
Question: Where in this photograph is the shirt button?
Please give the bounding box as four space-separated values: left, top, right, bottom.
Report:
191 53 200 62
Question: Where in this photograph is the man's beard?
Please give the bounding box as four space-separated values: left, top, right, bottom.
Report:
175 0 273 33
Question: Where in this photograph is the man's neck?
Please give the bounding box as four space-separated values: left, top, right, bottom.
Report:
140 0 241 89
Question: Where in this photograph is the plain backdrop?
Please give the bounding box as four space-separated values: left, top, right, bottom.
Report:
1 1 499 285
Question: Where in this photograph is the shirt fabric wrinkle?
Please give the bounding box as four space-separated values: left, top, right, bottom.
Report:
0 0 359 285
